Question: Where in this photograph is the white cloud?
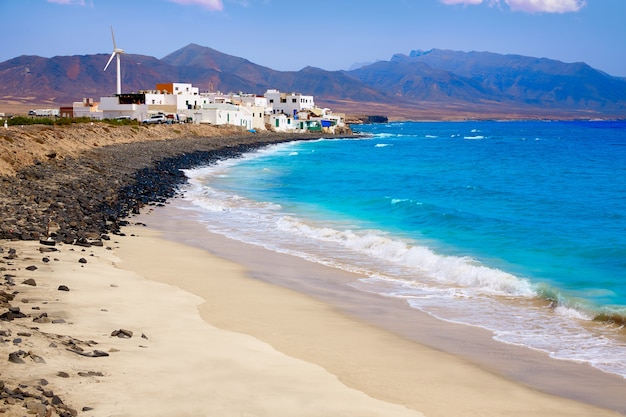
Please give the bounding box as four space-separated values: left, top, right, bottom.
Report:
168 0 224 11
440 0 586 13
505 0 585 13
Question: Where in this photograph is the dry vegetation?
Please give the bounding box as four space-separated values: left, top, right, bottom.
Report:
0 123 251 177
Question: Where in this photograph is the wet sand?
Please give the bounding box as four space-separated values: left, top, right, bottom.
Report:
116 201 626 417
2 204 624 415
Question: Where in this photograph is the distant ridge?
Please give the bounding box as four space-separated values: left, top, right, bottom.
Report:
1 45 625 119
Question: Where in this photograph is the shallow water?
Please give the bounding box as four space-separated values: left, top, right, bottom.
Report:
179 120 626 378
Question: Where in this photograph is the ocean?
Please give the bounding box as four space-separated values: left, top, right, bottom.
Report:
178 120 626 379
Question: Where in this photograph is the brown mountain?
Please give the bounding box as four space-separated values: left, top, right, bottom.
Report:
1 44 625 119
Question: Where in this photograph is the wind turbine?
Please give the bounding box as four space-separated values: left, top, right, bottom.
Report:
103 26 124 95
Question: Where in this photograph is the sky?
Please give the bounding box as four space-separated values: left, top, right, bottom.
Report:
0 0 625 77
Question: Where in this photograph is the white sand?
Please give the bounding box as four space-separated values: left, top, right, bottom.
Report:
1 225 623 417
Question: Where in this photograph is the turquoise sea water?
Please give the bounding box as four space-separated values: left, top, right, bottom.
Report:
181 121 626 378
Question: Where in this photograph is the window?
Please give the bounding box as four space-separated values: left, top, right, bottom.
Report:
292 99 297 103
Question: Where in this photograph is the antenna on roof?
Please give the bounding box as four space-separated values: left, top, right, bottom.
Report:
103 26 125 95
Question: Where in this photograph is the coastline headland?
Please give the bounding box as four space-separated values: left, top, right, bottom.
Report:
2 123 625 416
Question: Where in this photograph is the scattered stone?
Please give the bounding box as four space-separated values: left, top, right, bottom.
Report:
141 333 149 340
25 265 38 271
24 400 47 416
67 348 109 358
75 240 91 248
83 406 95 412
57 371 70 378
51 319 66 324
22 278 37 286
39 238 56 247
78 371 104 377
8 351 25 364
1 307 27 321
33 312 49 323
57 285 70 291
28 352 46 364
111 328 133 338
42 257 50 263
78 258 87 264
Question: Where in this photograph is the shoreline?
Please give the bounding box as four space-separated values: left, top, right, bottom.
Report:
126 202 626 415
2 208 624 416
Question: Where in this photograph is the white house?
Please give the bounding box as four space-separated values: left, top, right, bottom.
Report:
264 89 315 116
69 98 103 119
266 113 294 132
239 105 266 130
180 103 254 129
232 93 268 108
99 95 149 120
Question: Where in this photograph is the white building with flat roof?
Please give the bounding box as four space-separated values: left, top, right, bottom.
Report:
99 96 149 120
181 102 259 129
264 89 315 116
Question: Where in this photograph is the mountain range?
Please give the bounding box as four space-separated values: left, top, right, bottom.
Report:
1 44 625 120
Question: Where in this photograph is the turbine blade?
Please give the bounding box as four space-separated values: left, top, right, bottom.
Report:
110 26 116 49
104 51 116 71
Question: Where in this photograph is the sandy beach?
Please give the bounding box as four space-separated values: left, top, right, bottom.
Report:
3 203 625 416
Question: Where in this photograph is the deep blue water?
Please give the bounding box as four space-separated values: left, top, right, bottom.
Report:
180 121 626 378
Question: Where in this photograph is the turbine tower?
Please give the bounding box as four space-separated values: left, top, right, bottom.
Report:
103 26 124 95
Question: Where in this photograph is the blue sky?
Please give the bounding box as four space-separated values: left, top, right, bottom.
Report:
1 0 625 77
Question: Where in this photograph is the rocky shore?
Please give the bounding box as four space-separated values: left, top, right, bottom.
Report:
0 123 353 416
0 123 351 243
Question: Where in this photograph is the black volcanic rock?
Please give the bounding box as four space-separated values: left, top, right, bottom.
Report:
0 133 330 243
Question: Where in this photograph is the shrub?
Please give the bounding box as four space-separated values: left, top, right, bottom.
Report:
102 118 140 126
8 116 54 126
